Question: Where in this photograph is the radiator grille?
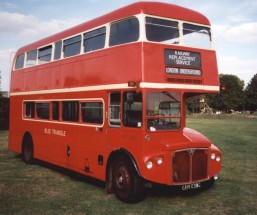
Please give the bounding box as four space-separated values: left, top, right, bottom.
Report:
172 149 208 184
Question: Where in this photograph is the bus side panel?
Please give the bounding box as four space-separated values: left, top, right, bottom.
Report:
106 43 142 84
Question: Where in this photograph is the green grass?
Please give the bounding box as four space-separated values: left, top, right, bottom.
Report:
1 117 257 215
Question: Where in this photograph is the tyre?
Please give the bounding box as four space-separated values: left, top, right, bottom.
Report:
112 156 143 203
22 135 34 164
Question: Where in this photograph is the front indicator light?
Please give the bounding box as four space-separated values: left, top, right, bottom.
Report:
156 157 163 165
146 161 153 169
216 156 221 162
211 153 216 160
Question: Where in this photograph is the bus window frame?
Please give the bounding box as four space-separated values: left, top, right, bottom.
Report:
122 91 143 128
143 14 213 50
38 45 52 65
109 16 140 47
145 16 179 44
80 100 104 126
15 53 25 70
63 35 82 58
35 102 50 120
25 49 37 67
145 90 182 132
108 92 121 127
84 26 106 53
23 101 35 119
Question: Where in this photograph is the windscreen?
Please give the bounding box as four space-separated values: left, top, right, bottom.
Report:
146 91 181 131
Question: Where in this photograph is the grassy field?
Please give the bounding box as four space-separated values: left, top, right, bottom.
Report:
1 117 257 215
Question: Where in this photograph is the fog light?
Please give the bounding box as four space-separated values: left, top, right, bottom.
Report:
211 153 216 160
156 157 163 165
216 156 221 162
146 161 153 169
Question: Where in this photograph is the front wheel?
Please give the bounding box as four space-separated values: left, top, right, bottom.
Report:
113 156 143 203
22 135 34 164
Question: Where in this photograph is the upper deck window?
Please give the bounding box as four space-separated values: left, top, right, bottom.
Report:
84 27 106 52
183 23 211 49
38 45 52 64
15 53 25 70
26 49 37 67
146 17 179 44
63 35 81 58
109 17 139 47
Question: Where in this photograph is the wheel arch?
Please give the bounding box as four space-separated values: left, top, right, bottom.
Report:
105 148 141 194
22 131 33 147
21 131 34 163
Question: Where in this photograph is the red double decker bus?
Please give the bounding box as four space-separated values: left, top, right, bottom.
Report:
9 2 221 202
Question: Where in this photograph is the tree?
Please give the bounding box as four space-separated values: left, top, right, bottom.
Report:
207 74 245 112
0 70 10 130
186 94 201 113
245 73 257 112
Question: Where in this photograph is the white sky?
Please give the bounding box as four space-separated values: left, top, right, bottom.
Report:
1 0 257 91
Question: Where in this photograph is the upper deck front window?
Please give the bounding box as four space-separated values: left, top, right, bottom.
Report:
145 16 212 49
183 23 211 49
146 17 179 44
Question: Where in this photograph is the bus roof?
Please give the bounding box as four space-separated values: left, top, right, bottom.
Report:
16 1 211 54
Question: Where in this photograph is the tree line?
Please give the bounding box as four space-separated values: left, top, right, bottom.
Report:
0 96 9 130
187 73 257 114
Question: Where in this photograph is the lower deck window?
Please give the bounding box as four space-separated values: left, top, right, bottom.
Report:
52 101 59 120
24 102 35 118
81 102 103 124
36 103 49 119
62 101 79 122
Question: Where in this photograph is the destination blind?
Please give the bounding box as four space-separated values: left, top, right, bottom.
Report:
164 49 201 68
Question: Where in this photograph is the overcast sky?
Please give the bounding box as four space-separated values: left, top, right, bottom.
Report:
1 0 257 91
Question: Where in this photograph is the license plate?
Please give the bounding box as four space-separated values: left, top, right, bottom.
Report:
181 182 201 191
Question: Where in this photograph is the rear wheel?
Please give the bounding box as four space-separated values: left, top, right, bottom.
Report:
113 156 143 203
22 135 34 164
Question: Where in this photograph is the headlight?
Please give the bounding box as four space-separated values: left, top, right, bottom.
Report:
211 153 216 160
146 160 153 169
216 156 221 162
156 156 163 165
